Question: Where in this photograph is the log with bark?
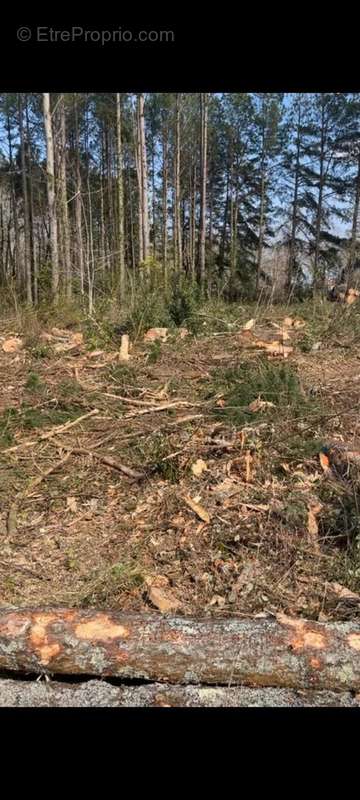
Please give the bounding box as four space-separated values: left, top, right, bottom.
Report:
1 608 360 691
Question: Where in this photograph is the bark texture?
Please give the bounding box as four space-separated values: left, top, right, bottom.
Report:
0 608 360 690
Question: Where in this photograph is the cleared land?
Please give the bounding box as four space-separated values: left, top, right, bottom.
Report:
1 299 360 624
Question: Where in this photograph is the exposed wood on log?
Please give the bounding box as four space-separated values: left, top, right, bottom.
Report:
0 609 360 690
0 678 359 707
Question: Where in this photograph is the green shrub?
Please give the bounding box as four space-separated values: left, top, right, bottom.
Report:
168 275 201 330
209 359 314 426
147 340 162 363
25 372 44 393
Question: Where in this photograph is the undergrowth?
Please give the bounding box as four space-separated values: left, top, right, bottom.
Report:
208 358 316 427
0 403 86 446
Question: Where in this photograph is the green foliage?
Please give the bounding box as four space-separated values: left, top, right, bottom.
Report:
125 286 172 338
276 434 324 462
168 275 201 331
134 431 181 482
318 482 360 545
108 363 137 387
57 379 84 400
83 317 118 350
279 494 308 529
36 262 53 298
0 403 86 445
21 405 84 430
147 339 162 363
30 344 52 359
25 371 44 393
0 407 18 446
139 256 164 275
122 274 202 337
81 560 144 606
209 358 310 426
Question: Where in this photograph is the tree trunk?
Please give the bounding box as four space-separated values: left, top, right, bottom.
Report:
134 100 143 264
0 678 358 708
138 93 150 262
346 149 360 284
1 608 360 691
105 128 114 276
6 110 20 287
59 96 72 299
230 172 238 294
43 93 59 300
115 93 125 294
152 140 157 261
198 92 208 289
287 101 302 295
220 158 231 273
19 94 32 305
174 93 182 271
127 163 136 270
99 175 106 274
86 169 94 316
209 174 213 259
190 163 197 278
25 101 37 304
313 103 326 290
74 95 84 294
162 123 168 283
256 154 266 293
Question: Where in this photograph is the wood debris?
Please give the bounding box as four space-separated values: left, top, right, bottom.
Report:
183 495 211 524
143 328 168 342
2 337 23 353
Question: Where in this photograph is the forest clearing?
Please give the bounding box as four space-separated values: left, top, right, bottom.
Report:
1 92 360 706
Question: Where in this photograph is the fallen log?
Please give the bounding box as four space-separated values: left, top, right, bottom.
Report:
1 608 360 690
0 679 359 707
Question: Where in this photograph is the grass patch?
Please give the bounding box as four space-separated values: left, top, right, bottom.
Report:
273 433 325 465
57 379 84 401
0 403 87 445
80 560 144 606
0 407 19 446
318 480 360 545
82 317 119 351
30 343 52 359
21 405 85 430
107 363 138 389
147 340 162 364
24 371 45 394
133 431 181 482
208 358 315 427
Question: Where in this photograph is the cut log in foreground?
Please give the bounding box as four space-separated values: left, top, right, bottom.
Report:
1 679 359 707
1 608 360 691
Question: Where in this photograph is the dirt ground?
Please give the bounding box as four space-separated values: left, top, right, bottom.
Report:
1 302 360 623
